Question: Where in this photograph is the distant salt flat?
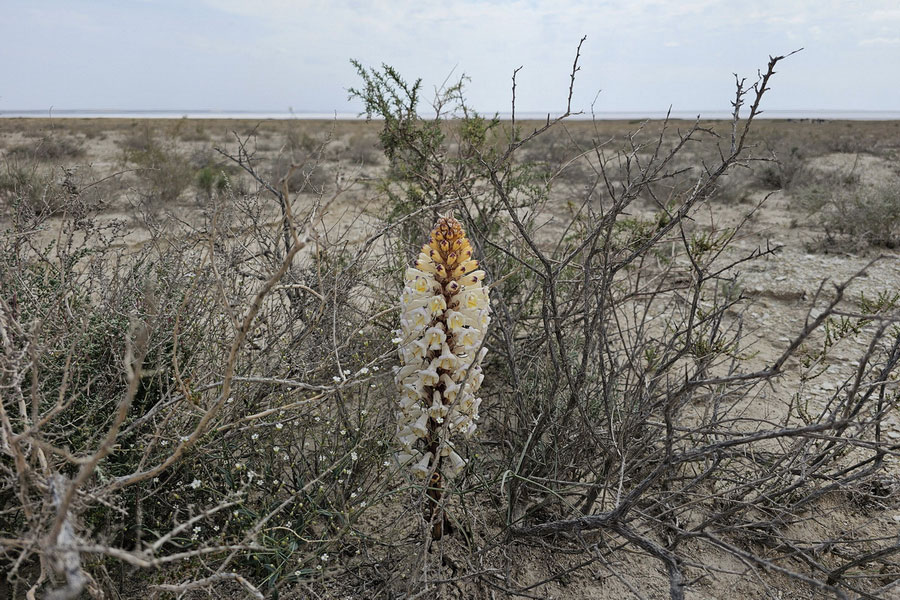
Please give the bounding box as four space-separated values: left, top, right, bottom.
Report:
1 109 899 120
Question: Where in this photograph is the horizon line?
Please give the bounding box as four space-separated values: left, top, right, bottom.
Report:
2 108 899 120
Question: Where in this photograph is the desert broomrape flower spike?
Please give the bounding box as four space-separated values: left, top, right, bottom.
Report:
393 215 490 538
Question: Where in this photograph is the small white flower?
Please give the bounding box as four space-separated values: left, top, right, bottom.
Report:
189 479 201 489
180 435 190 442
332 375 342 383
343 369 351 376
275 422 284 430
251 433 259 440
358 367 369 375
226 396 234 404
320 553 329 562
273 446 280 453
351 451 358 461
391 337 402 344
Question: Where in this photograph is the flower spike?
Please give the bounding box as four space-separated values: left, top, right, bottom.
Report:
395 215 490 539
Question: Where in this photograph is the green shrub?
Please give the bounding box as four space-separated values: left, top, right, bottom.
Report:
196 165 229 199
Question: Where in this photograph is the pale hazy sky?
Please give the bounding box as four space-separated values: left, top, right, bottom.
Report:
2 0 898 114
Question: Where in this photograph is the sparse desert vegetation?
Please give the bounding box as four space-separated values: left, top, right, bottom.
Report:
2 58 900 600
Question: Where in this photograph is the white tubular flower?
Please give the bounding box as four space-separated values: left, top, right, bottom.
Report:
395 451 419 467
405 268 439 288
427 295 447 316
410 452 434 479
467 369 485 393
397 430 418 451
419 367 440 388
446 450 466 477
423 325 447 350
453 328 482 352
393 364 419 386
395 215 490 481
399 339 428 366
440 375 461 402
458 310 490 333
449 413 470 432
445 310 467 333
455 288 490 311
411 413 429 439
432 344 459 371
401 295 430 312
400 389 422 411
401 307 432 335
399 402 423 420
457 392 476 413
428 392 449 420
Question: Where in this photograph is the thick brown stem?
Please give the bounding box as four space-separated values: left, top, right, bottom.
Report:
425 471 444 540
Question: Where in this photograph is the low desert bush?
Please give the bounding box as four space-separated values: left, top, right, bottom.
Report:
120 131 194 206
172 118 211 142
798 176 900 249
0 159 67 217
755 144 805 189
346 132 383 166
7 136 85 161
